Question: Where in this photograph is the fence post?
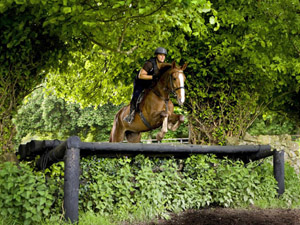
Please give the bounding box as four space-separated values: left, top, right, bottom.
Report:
64 136 81 223
273 150 285 196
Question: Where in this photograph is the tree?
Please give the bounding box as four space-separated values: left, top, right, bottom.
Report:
46 0 300 145
14 88 121 143
1 1 68 153
1 0 212 153
181 0 300 144
247 112 299 136
45 0 214 106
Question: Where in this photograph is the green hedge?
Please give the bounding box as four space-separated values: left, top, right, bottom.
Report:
78 155 278 221
0 162 54 225
1 155 299 224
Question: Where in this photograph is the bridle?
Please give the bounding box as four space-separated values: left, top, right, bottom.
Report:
151 69 185 100
169 70 185 97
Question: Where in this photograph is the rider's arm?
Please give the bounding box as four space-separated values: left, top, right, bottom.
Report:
138 68 154 80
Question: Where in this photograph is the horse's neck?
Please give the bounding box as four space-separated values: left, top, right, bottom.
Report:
153 71 171 100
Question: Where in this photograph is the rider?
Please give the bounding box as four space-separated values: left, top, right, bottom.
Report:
124 47 168 123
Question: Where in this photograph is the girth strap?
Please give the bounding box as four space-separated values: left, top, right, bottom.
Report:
139 111 152 129
140 90 170 130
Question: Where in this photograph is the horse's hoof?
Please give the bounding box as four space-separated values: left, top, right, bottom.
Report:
156 134 163 142
179 115 185 122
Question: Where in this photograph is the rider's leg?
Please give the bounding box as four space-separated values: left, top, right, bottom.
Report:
124 91 140 123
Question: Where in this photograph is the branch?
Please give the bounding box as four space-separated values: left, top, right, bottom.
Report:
82 31 138 55
130 2 168 20
291 38 300 57
96 1 169 23
118 18 129 52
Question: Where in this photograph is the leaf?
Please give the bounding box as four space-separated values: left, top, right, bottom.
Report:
62 7 71 14
201 3 211 13
209 16 215 25
139 7 146 14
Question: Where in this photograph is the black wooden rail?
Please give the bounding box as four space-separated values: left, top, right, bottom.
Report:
17 136 285 224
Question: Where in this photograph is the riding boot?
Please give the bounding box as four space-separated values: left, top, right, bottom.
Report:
124 97 137 124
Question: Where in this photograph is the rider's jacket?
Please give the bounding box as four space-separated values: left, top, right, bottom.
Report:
133 57 159 93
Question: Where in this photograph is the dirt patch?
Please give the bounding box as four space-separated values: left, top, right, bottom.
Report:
147 208 300 225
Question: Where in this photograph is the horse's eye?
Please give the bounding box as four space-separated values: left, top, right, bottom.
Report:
173 78 176 81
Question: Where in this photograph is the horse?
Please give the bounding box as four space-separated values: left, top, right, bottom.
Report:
109 61 187 143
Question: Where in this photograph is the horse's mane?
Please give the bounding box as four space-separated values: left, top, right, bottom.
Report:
157 63 172 77
140 64 172 103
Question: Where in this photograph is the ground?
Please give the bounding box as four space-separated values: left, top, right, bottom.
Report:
146 208 300 225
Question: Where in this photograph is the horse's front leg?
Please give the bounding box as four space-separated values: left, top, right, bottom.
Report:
168 113 185 131
156 112 168 142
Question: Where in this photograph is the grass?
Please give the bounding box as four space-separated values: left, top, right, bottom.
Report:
0 212 115 225
1 200 300 225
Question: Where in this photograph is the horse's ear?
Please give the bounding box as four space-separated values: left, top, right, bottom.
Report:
181 63 188 71
172 61 176 69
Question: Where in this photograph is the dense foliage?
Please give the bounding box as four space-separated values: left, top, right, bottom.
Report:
0 0 69 152
3 155 300 224
0 162 54 225
182 0 300 144
79 155 279 221
248 112 300 136
13 88 121 143
1 0 212 152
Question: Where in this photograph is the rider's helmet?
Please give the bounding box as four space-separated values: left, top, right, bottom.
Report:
154 47 167 55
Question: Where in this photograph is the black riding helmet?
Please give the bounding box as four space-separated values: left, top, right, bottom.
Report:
154 47 167 55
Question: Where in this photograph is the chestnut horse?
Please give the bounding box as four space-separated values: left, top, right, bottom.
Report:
109 61 187 143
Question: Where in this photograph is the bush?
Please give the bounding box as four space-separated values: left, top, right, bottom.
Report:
1 155 298 224
0 162 54 225
278 163 300 207
79 155 279 222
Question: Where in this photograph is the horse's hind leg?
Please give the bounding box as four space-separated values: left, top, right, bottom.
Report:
125 131 141 143
110 117 126 142
168 113 185 131
110 128 125 142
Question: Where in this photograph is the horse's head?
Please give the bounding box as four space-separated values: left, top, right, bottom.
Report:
169 61 187 106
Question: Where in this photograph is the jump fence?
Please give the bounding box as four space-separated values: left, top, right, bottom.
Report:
17 136 285 224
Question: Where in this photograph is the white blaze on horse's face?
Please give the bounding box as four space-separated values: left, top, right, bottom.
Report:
172 71 186 106
178 72 185 105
